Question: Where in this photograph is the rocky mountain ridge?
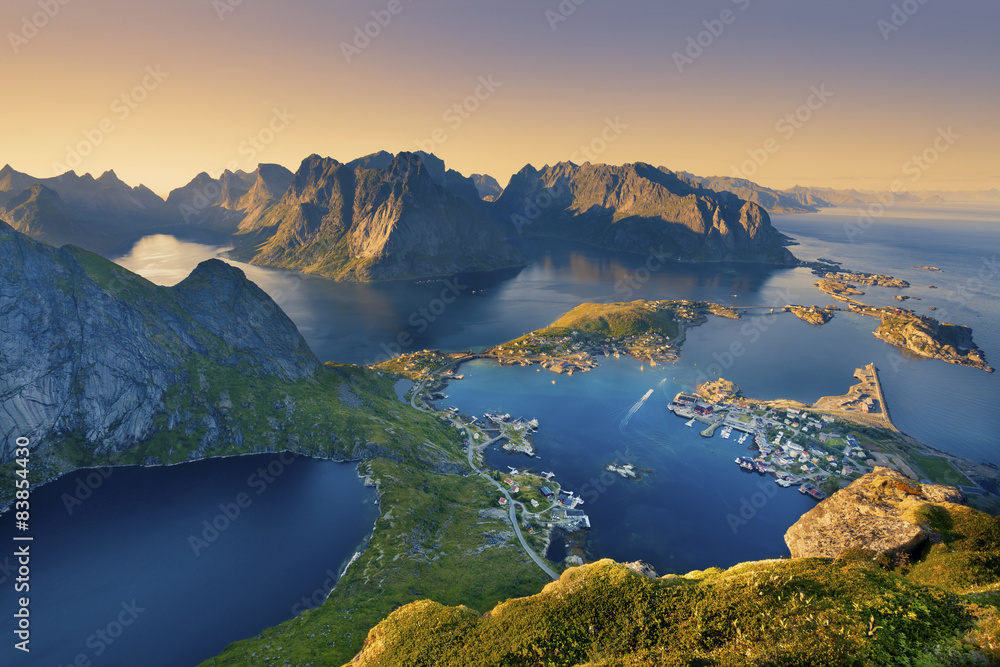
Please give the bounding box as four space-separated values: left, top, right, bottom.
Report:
0 220 318 461
2 154 807 279
242 152 524 281
494 161 796 264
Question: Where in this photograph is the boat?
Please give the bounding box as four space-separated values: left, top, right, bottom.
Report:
735 457 755 471
685 419 695 427
738 433 748 444
775 478 793 487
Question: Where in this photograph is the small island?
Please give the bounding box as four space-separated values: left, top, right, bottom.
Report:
812 270 991 372
914 265 942 271
787 305 834 325
815 279 864 299
874 312 993 372
824 271 910 288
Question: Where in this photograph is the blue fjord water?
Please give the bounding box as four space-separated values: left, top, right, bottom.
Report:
2 203 997 664
0 455 377 667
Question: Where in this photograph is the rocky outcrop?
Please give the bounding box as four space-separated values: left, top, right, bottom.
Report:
245 152 523 281
0 222 318 459
784 467 966 559
623 560 658 577
874 312 993 372
788 305 833 325
492 161 796 264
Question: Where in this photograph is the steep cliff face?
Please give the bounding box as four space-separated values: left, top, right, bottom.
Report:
0 221 318 460
493 162 796 264
784 467 967 559
164 167 286 230
245 152 523 281
233 163 295 233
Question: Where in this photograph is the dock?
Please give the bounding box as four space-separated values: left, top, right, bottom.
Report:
700 421 723 437
868 363 896 430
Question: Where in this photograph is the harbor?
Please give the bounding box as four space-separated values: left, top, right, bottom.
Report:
664 363 985 502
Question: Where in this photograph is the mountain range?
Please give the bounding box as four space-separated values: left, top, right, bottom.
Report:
677 173 1000 213
0 154 797 278
6 154 995 282
230 152 523 281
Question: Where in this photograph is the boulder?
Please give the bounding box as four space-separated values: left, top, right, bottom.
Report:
784 467 965 559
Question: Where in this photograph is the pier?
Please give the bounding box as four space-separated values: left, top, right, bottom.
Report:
700 421 723 437
867 363 896 431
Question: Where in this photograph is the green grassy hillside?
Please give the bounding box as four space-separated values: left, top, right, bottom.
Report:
351 553 999 666
541 300 680 340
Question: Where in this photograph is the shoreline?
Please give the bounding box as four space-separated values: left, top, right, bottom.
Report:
404 344 999 506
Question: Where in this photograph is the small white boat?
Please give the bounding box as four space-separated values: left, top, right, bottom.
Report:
685 419 695 427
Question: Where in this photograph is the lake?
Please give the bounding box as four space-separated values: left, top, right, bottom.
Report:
0 455 377 667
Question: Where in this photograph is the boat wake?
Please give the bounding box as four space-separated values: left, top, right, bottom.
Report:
621 388 655 427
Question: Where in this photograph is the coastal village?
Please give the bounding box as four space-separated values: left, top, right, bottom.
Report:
376 283 997 568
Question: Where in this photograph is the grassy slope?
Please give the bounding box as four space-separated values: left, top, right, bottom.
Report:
351 556 997 666
200 455 549 666
903 504 1000 596
540 301 680 340
3 355 551 666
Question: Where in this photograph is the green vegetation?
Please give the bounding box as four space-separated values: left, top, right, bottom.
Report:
350 558 998 666
201 457 550 667
903 504 1000 595
540 300 679 340
374 350 455 380
912 454 975 488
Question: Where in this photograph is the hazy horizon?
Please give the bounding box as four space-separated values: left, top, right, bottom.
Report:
2 0 997 196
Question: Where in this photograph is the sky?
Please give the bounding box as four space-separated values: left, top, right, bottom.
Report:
1 0 997 196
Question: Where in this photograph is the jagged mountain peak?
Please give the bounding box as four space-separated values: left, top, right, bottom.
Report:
245 150 522 281
494 160 795 263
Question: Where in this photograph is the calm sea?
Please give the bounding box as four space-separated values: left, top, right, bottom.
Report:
0 455 377 667
113 204 1000 463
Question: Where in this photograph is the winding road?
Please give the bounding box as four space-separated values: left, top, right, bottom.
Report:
410 361 560 581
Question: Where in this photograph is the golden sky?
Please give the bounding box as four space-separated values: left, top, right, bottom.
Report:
1 0 997 196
